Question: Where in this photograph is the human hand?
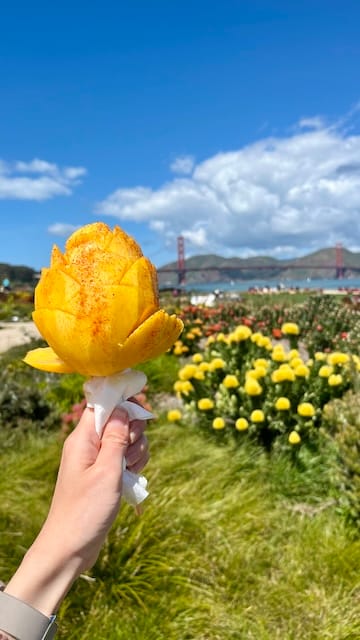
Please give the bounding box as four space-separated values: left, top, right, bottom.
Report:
5 405 149 615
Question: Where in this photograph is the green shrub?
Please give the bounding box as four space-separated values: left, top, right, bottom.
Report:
0 360 61 431
322 391 360 526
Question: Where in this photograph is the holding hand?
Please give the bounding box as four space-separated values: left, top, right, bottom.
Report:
3 405 149 617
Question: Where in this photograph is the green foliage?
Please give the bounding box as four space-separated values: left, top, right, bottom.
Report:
1 420 360 639
0 359 61 431
137 353 181 396
322 391 360 525
174 323 358 454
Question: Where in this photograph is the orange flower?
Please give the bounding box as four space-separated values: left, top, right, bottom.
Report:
24 222 183 376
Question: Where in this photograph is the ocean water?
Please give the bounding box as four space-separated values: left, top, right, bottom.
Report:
182 277 360 293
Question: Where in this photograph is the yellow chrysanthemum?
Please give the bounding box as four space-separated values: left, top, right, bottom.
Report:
271 365 296 383
294 364 310 378
318 365 333 378
174 380 194 396
192 353 203 363
288 431 301 445
297 402 316 418
281 322 300 336
222 374 240 388
209 357 226 371
24 222 183 376
275 397 291 411
167 409 182 422
290 357 304 369
327 352 350 366
328 374 343 386
250 409 265 423
198 398 215 410
244 377 263 396
235 418 249 431
271 347 287 363
178 364 198 380
315 352 327 361
253 358 269 369
212 417 226 430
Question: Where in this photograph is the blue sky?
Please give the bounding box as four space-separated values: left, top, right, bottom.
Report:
1 0 360 271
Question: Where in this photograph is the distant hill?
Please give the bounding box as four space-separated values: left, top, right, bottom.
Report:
0 263 37 287
158 247 360 287
3 247 360 289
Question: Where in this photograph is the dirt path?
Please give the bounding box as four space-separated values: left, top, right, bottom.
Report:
0 322 41 354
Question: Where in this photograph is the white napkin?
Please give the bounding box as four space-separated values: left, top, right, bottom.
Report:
84 369 154 506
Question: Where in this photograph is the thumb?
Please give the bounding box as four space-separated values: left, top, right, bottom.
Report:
97 407 130 469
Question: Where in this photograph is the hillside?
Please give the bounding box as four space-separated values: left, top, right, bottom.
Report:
158 247 360 286
2 247 360 289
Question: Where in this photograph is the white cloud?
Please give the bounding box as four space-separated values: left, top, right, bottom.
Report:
170 155 195 175
0 158 87 200
48 223 81 236
96 116 360 260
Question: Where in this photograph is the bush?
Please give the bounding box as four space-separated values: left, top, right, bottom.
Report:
322 391 360 526
0 360 61 431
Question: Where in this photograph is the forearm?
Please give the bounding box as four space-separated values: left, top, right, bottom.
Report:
4 531 82 617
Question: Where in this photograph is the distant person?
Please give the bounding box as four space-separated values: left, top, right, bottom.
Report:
0 405 149 640
2 278 10 292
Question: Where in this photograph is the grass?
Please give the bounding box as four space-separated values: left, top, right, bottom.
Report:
1 415 359 639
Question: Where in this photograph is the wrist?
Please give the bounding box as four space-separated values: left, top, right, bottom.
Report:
5 535 81 616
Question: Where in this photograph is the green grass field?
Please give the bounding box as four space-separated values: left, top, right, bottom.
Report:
1 409 360 639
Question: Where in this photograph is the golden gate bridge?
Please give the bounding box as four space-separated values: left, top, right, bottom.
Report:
161 239 356 285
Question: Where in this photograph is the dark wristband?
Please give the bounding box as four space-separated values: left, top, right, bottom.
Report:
0 591 57 639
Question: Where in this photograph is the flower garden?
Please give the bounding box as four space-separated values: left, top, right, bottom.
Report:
1 291 360 638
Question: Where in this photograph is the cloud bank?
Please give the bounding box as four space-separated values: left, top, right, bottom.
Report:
96 122 360 259
0 158 86 200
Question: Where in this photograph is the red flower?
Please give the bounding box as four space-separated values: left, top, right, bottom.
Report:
272 328 282 339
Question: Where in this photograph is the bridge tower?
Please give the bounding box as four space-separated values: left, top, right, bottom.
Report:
335 243 345 279
177 235 186 285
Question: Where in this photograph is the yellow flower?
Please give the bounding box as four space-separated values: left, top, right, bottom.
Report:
192 353 203 363
275 397 291 411
315 351 327 361
212 417 226 430
327 352 350 366
167 409 182 422
288 349 299 359
209 357 226 371
194 370 205 381
235 417 249 431
328 374 343 386
288 431 301 445
271 365 295 383
199 361 211 372
198 398 215 410
294 364 310 378
179 364 198 380
297 402 316 418
174 380 194 396
271 347 287 362
251 409 265 423
253 358 269 369
232 325 252 341
222 374 240 388
24 223 183 376
290 357 303 369
281 322 300 336
244 377 263 396
173 345 184 356
246 366 267 379
318 365 333 378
